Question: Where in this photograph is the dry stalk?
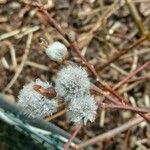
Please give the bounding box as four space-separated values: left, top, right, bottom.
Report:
125 0 145 35
91 83 150 121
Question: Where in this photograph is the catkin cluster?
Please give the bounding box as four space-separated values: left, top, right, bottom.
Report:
17 79 58 118
67 95 97 125
45 41 68 63
55 65 97 125
55 65 90 101
17 41 97 125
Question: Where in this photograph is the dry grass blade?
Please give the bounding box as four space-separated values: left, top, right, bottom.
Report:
100 34 150 70
3 33 33 92
125 0 145 35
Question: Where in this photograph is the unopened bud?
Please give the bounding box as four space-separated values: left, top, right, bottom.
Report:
45 41 68 63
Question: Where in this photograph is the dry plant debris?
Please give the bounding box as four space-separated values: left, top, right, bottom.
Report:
0 0 150 150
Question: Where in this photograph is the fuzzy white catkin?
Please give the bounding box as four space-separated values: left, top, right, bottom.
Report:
55 65 90 102
45 41 68 63
67 95 97 125
17 79 58 118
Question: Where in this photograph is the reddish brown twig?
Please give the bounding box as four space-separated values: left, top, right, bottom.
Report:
34 0 122 111
35 0 150 122
64 124 83 150
100 103 150 114
34 0 127 104
91 83 122 105
101 82 127 104
91 83 150 122
35 0 99 80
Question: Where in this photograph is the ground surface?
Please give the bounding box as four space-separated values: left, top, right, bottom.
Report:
0 0 150 150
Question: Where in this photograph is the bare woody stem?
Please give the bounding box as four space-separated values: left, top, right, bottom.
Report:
126 76 150 83
91 83 150 122
35 0 99 80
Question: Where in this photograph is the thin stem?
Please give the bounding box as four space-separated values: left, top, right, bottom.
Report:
99 0 110 59
35 0 99 80
125 0 145 35
35 0 150 122
64 124 83 150
127 76 150 83
91 83 150 122
3 33 33 92
91 83 122 105
100 103 150 114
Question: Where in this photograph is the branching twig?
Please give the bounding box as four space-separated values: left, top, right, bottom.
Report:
34 2 150 148
35 0 99 80
91 83 150 122
34 0 136 114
